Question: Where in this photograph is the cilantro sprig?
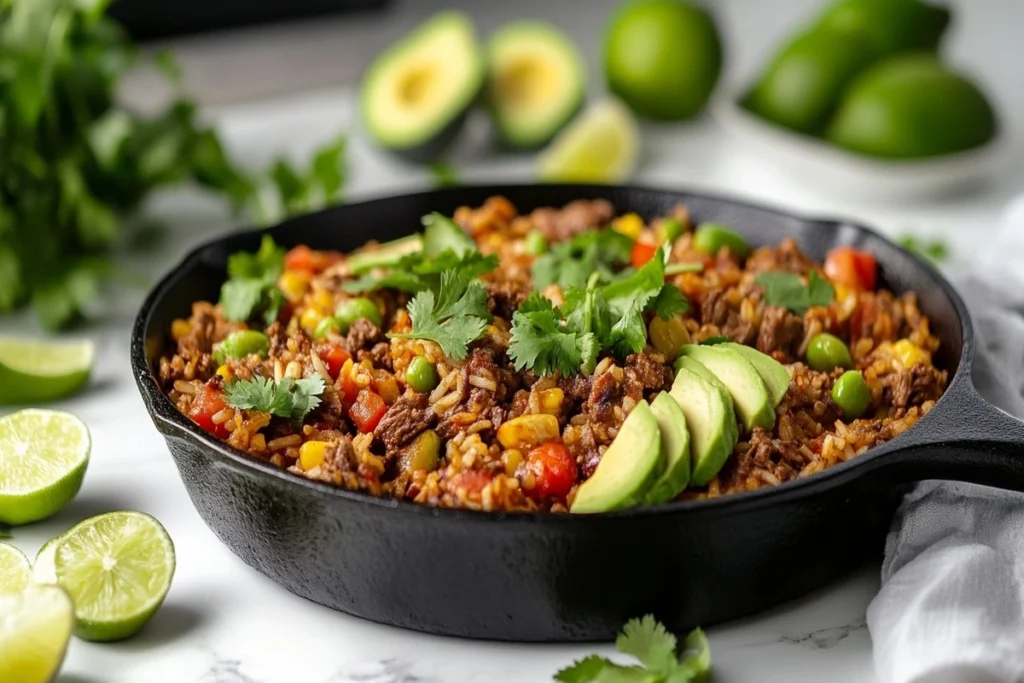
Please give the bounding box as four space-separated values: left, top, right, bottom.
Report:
219 235 287 324
388 269 493 361
555 615 711 683
755 270 834 315
533 229 634 290
898 235 949 266
509 293 600 377
223 375 326 422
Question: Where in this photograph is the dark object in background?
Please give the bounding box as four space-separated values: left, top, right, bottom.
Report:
110 0 389 40
133 184 1024 642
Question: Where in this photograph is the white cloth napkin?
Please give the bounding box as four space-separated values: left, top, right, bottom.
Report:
868 195 1024 683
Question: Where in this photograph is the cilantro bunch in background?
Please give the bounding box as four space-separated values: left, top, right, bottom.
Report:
0 0 347 329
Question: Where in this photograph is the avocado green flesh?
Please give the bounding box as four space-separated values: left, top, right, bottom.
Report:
670 367 735 487
347 235 423 274
487 21 586 149
681 346 775 432
571 400 663 513
675 356 738 446
722 343 791 407
360 11 485 155
645 392 691 505
422 213 475 257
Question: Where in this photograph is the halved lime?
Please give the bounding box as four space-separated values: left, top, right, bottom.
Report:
32 535 61 584
0 542 31 593
537 99 640 183
0 409 90 526
0 337 94 405
55 511 176 642
0 583 74 683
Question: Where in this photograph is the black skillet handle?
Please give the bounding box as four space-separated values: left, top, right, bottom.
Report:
877 377 1024 491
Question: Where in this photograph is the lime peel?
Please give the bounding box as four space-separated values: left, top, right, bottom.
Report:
0 337 94 405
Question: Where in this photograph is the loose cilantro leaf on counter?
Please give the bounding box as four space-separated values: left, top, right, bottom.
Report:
224 375 326 422
898 235 949 265
389 269 492 361
554 616 711 683
427 161 460 188
755 270 834 315
533 229 634 290
219 236 286 324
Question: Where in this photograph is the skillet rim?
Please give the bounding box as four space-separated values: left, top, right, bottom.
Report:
131 182 975 522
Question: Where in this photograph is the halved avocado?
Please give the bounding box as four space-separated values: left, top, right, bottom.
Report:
675 356 738 447
645 392 691 505
347 235 423 274
360 12 485 161
681 345 775 432
486 21 586 149
670 366 734 487
571 400 663 513
722 343 791 407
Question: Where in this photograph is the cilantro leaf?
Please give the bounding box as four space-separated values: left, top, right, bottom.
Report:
899 235 949 265
427 161 460 188
650 285 688 320
674 628 712 679
223 374 326 422
553 656 652 683
389 271 492 361
616 615 678 675
755 270 834 315
601 246 673 355
533 229 633 290
508 293 596 377
219 235 286 323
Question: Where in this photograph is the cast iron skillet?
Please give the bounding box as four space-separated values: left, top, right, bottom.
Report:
132 184 1024 642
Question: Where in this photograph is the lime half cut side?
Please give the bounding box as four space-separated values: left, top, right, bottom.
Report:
0 337 94 405
537 98 640 183
0 409 90 525
0 542 31 593
32 535 62 584
0 583 74 683
55 511 176 642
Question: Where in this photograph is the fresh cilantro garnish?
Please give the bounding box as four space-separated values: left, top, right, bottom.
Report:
601 246 687 355
554 616 711 683
700 336 730 346
509 293 599 377
223 375 326 422
388 269 492 361
427 161 460 188
898 235 949 265
533 229 634 290
650 284 689 320
755 270 834 315
219 235 287 324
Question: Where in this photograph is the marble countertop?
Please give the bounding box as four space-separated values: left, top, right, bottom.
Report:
5 1 1024 680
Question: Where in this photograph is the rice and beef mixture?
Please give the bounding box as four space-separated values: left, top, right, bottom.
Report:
159 196 947 512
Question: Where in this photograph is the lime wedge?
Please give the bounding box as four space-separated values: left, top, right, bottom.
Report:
0 542 31 593
0 337 94 405
0 583 74 683
32 535 61 584
0 409 90 526
55 511 176 642
537 99 640 183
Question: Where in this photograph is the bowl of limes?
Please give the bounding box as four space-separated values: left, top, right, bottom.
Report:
715 0 1003 198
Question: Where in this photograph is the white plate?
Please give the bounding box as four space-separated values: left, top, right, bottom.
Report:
712 91 1003 199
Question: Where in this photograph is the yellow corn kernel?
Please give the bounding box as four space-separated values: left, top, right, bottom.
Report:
536 388 564 415
502 449 524 476
648 315 691 360
612 213 644 240
278 270 311 303
497 414 560 450
893 339 930 368
216 364 233 382
299 441 330 471
299 307 323 332
171 319 191 340
311 288 335 314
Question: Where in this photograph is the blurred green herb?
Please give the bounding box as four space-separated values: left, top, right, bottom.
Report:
755 271 835 315
427 161 460 188
0 0 348 329
898 235 949 266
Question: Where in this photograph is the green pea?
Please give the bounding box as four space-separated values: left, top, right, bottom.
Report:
832 370 871 420
806 333 853 371
214 330 269 364
313 316 340 339
658 217 685 243
406 356 439 393
335 297 382 332
693 223 750 258
524 231 548 255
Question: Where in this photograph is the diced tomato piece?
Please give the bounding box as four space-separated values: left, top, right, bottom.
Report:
320 344 351 378
349 389 387 433
824 247 877 292
340 372 360 404
188 383 230 438
524 442 577 501
284 245 342 274
630 241 658 269
448 470 493 496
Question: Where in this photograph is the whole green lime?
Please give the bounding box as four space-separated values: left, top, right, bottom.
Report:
826 54 997 159
603 0 723 120
814 0 952 55
744 28 879 134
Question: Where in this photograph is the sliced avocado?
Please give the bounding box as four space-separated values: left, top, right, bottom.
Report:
360 12 485 161
571 400 663 513
670 367 734 487
486 21 586 149
681 345 775 433
722 343 791 407
675 356 738 447
645 392 691 505
422 212 475 257
347 235 423 274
